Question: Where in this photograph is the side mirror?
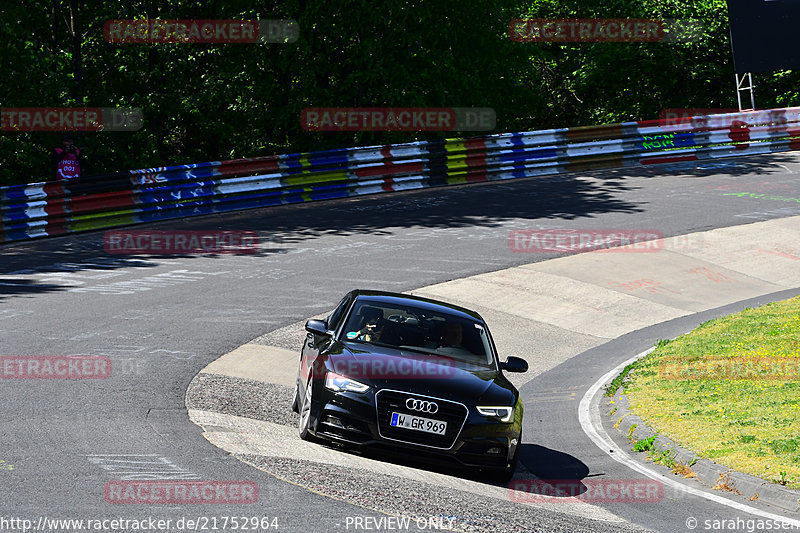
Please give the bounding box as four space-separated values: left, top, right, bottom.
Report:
501 356 528 373
305 319 332 337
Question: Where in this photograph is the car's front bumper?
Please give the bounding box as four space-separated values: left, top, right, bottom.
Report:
308 387 521 469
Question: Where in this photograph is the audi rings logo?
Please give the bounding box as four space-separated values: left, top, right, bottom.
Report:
406 398 438 414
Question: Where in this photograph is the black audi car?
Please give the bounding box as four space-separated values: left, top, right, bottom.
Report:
291 289 528 480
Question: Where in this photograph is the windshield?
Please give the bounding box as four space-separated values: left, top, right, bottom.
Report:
340 300 496 368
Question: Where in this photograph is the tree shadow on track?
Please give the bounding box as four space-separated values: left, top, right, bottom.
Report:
178 152 799 247
251 173 644 245
0 279 64 301
0 242 289 302
2 151 797 300
596 153 798 180
0 171 644 300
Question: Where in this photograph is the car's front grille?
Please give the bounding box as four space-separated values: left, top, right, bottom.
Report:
375 389 468 449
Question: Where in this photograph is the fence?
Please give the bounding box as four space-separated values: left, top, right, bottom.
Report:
2 107 799 244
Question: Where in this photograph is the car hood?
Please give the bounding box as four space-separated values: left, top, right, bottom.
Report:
325 341 517 404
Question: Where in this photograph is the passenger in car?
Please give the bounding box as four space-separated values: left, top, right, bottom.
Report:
440 322 463 348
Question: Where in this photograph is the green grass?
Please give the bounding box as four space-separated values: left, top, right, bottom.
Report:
605 358 649 397
625 295 800 489
633 435 657 452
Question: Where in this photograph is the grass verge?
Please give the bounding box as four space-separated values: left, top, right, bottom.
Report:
624 295 800 490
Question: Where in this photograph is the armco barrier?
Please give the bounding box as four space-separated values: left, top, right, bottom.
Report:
2 107 800 244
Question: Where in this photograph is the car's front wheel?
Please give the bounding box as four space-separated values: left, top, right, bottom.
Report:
506 430 523 477
503 438 521 480
291 380 300 413
486 431 521 483
298 380 315 441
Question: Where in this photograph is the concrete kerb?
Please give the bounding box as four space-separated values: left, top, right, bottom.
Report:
603 353 800 513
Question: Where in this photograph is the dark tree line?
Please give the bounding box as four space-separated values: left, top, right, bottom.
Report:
1 0 797 185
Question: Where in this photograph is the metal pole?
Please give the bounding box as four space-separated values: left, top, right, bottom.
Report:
735 73 755 111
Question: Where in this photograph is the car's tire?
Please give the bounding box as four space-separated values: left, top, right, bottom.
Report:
505 429 522 479
291 380 300 413
504 444 521 480
298 380 315 441
487 430 521 483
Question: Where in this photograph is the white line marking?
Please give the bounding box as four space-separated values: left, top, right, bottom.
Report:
86 454 159 456
324 278 407 285
578 347 800 525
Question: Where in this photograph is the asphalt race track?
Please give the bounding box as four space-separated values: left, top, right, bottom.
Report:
2 152 800 532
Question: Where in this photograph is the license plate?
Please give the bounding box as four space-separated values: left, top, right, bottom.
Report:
390 412 447 435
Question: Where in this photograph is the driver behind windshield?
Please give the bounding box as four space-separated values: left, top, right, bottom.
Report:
351 306 386 343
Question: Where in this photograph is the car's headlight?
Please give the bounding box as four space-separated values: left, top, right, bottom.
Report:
325 372 369 393
477 406 514 422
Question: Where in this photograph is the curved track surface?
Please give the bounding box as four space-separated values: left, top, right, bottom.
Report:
2 153 800 532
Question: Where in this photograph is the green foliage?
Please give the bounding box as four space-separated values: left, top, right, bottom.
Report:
649 448 678 468
605 356 648 396
633 434 657 452
2 0 798 185
767 438 800 455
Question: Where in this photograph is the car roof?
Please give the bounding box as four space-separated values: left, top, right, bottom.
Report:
350 289 484 322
